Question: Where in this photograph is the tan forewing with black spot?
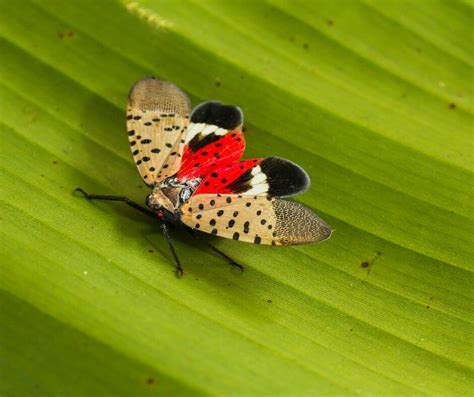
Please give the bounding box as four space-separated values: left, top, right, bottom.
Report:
127 77 190 185
180 194 331 245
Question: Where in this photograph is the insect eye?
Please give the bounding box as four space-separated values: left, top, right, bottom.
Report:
145 194 153 208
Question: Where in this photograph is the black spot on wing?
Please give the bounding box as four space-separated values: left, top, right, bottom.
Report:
259 157 310 197
188 133 222 152
224 168 253 194
190 101 243 130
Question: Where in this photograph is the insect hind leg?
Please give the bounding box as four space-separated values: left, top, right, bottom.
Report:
160 223 184 278
206 243 244 273
184 227 244 273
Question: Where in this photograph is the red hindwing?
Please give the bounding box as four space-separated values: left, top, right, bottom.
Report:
177 129 245 180
192 158 262 195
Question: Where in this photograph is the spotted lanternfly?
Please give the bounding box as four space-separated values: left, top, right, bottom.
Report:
76 77 331 276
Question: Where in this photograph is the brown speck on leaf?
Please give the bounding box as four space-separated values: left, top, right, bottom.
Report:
52 160 58 165
303 43 309 49
267 299 272 304
67 31 75 37
148 249 154 253
146 377 155 385
449 102 456 109
426 305 430 309
361 251 381 275
327 19 334 26
215 79 221 87
350 328 353 332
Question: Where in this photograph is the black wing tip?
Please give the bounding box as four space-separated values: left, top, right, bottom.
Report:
260 157 311 198
190 101 243 130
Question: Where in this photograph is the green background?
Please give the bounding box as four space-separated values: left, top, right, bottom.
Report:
0 0 472 396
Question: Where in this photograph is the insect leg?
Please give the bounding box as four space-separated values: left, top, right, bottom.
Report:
75 188 154 217
77 188 184 277
161 223 184 278
184 228 244 272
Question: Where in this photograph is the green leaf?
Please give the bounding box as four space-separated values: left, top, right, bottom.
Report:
1 0 472 396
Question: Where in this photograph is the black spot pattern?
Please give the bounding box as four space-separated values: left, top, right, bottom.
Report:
233 232 240 240
228 219 235 228
243 221 250 234
217 210 224 217
254 236 261 244
188 133 222 152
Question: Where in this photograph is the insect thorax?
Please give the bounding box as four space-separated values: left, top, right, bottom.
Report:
146 176 201 214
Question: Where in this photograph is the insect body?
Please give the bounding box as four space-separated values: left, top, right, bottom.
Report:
77 77 331 276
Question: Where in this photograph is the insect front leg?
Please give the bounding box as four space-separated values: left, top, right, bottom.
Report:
76 187 185 277
75 188 154 217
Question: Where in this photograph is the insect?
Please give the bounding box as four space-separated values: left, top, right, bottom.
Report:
76 77 331 277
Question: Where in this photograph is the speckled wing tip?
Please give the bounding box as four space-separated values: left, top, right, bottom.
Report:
272 199 331 245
